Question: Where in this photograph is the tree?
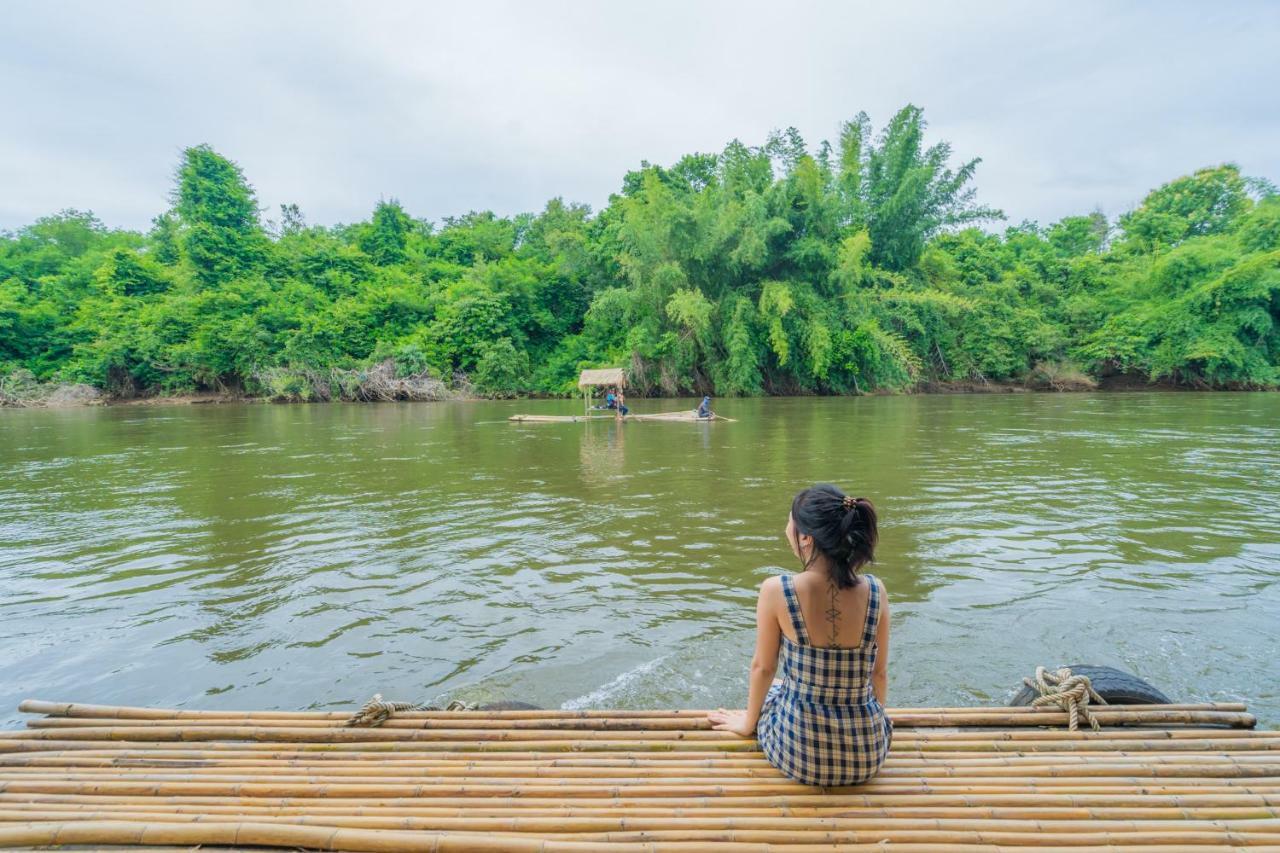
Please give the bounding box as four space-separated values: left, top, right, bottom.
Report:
279 203 307 237
1047 212 1109 257
1119 165 1252 252
472 338 530 396
172 144 266 286
844 106 1003 270
360 199 410 265
94 248 170 297
3 109 1278 400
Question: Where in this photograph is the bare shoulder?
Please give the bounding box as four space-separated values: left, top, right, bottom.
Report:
755 575 784 618
758 574 783 597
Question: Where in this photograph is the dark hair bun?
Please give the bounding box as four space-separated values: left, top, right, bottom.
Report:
790 483 878 588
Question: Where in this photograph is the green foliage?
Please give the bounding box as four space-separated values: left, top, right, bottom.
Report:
1047 212 1109 257
172 145 267 286
1119 165 1251 251
94 248 170 297
1 114 1277 401
845 106 1003 270
360 200 411 265
472 338 531 397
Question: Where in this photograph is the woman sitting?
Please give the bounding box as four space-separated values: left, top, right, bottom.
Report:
708 484 892 786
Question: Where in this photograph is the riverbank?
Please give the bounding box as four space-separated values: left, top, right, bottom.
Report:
5 377 1270 409
0 360 460 408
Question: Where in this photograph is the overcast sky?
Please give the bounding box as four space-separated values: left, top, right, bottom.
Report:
2 1 1277 234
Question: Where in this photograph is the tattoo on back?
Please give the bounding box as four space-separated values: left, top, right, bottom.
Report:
825 575 841 648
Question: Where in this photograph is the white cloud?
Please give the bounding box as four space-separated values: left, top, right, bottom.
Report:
1 0 1276 232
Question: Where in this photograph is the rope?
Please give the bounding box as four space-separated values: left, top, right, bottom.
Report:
1023 666 1108 732
345 693 478 727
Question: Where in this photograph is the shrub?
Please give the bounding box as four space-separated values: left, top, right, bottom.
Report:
472 339 530 397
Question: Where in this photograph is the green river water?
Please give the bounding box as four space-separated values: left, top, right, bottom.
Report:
1 393 1277 727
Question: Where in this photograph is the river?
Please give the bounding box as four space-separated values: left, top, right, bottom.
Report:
1 393 1277 728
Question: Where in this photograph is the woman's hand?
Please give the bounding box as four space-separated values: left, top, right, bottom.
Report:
707 708 756 738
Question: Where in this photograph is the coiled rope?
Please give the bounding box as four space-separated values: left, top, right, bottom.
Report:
345 693 478 727
1023 666 1108 732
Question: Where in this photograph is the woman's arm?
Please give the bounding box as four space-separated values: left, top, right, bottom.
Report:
709 577 781 736
742 577 782 729
872 577 890 706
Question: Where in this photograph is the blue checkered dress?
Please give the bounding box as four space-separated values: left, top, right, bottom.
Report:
756 573 892 787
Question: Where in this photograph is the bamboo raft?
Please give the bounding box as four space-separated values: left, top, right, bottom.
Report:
507 414 617 423
1 699 1276 851
509 411 734 423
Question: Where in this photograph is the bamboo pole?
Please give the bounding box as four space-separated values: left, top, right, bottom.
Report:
2 758 1280 778
0 736 1137 753
7 804 1280 829
14 699 1251 720
1 758 1274 779
3 726 750 742
5 758 1274 778
0 819 1277 850
1 721 1267 746
10 722 1280 742
3 750 1273 764
2 748 1272 763
3 798 1279 822
1 787 1277 806
3 740 1277 757
15 701 1249 722
16 710 1259 730
4 780 1280 800
2 778 1280 799
3 740 1277 760
19 728 1268 757
2 790 1278 809
9 724 1276 743
0 829 1010 853
5 759 1277 779
22 706 1259 727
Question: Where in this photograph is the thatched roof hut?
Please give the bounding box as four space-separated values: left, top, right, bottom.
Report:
578 368 627 390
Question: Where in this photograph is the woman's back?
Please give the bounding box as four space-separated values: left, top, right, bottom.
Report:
758 572 891 785
707 483 892 788
783 571 873 649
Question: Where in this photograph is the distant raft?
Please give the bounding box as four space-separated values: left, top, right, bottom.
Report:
506 414 617 423
509 409 734 423
627 409 735 422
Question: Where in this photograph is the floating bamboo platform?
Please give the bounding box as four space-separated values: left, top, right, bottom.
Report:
628 411 735 423
1 699 1275 851
507 414 617 423
509 411 734 423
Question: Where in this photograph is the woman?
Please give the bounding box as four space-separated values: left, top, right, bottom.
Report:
708 484 891 786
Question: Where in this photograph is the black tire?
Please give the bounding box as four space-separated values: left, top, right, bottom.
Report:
477 700 543 711
1010 664 1171 706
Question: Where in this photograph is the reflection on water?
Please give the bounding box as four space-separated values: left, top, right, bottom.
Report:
1 393 1277 727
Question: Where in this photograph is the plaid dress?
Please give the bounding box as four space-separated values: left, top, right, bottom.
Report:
756 573 892 786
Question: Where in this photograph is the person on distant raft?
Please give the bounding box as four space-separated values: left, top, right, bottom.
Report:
696 396 713 419
708 484 891 787
615 388 629 417
604 390 617 410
